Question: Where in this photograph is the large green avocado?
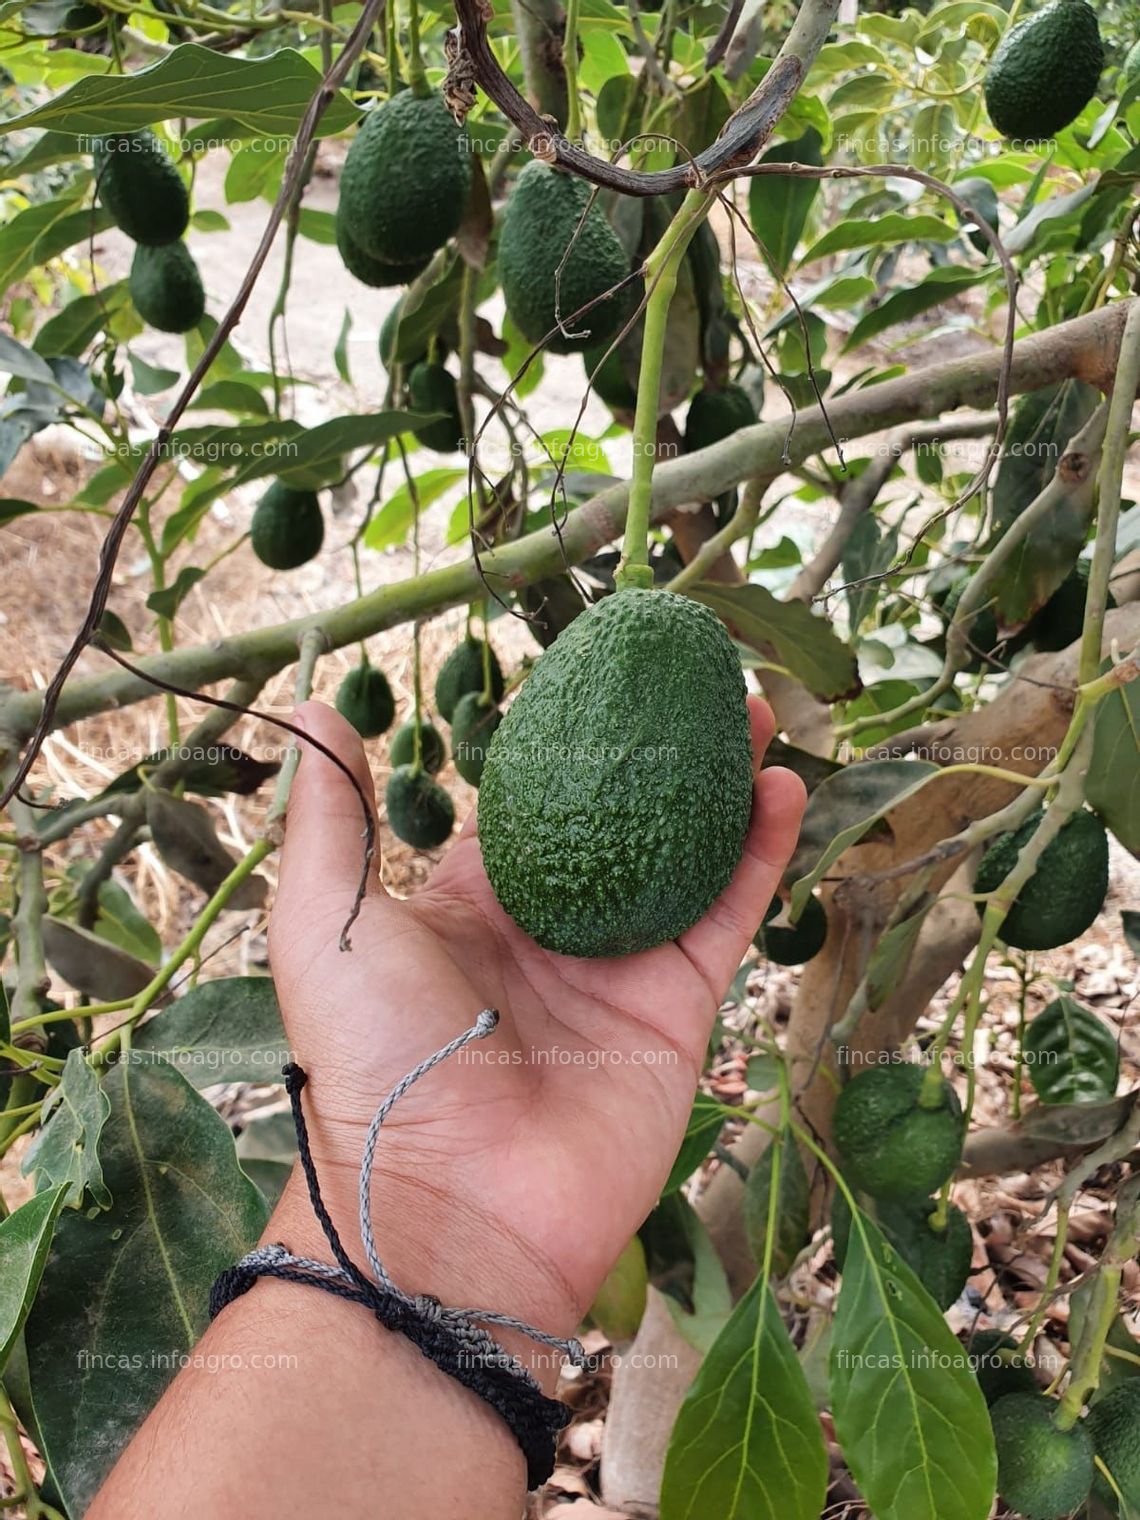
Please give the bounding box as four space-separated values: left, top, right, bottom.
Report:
407 362 464 453
338 90 471 266
94 130 189 246
1087 1380 1140 1512
498 160 633 355
832 1064 965 1201
335 203 428 289
249 482 324 570
974 807 1109 951
128 241 204 333
478 588 753 958
991 1392 1094 1519
984 0 1104 140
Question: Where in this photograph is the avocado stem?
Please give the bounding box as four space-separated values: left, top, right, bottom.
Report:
1055 1263 1122 1430
406 0 429 96
563 0 582 145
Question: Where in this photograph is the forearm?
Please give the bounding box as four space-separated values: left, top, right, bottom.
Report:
88 1166 574 1520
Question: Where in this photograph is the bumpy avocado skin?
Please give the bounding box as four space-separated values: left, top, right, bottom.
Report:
407 362 464 453
1087 1381 1140 1512
338 91 471 265
832 1064 965 1201
129 241 204 333
498 160 633 354
390 719 446 775
451 692 501 787
984 0 1104 140
991 1392 1094 1520
386 765 454 849
94 130 189 246
435 638 503 723
478 588 754 958
249 482 324 570
974 807 1109 951
755 892 828 966
831 1191 972 1309
967 1330 1039 1407
335 664 395 738
684 384 757 451
335 203 427 288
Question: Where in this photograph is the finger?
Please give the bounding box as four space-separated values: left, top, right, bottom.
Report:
274 700 382 924
677 756 808 999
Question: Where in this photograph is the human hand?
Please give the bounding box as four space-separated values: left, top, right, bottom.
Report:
267 696 805 1360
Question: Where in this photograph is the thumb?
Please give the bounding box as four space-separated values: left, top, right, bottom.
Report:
274 700 382 923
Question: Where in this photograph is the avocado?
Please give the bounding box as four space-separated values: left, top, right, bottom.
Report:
991 1392 1094 1520
338 90 471 266
1087 1380 1140 1512
984 0 1104 141
335 203 428 289
832 1065 965 1202
498 160 633 355
941 576 1002 669
974 807 1109 951
390 718 446 774
755 892 827 966
954 175 1001 255
683 383 757 453
583 340 637 414
451 692 501 786
335 662 395 738
831 1191 972 1309
478 587 753 958
407 362 464 453
93 129 189 246
1026 558 1114 652
435 637 504 723
386 765 454 849
249 482 324 571
128 241 204 333
967 1330 1039 1407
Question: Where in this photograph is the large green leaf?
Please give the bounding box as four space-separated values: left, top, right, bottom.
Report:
25 1060 268 1515
231 409 423 489
842 267 989 353
1087 657 1140 856
663 1092 727 1196
0 187 112 297
661 1278 828 1520
0 1186 68 1375
22 1048 111 1208
132 976 287 1089
748 128 824 277
830 1215 996 1520
0 44 359 138
688 582 859 701
800 213 957 264
991 381 1102 531
1024 996 1120 1105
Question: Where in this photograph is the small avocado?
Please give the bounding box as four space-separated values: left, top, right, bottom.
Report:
583 340 637 414
831 1191 972 1309
974 807 1109 951
991 1391 1094 1520
335 203 428 289
390 718 446 775
435 637 504 723
128 241 205 333
755 893 827 966
967 1329 1039 1407
683 383 757 453
407 362 464 453
338 90 471 266
832 1064 965 1202
498 160 633 354
1087 1380 1140 1513
1026 558 1114 652
941 575 1002 669
477 588 754 958
984 0 1104 140
94 129 189 246
249 482 324 571
386 765 454 849
335 663 395 738
953 176 1001 255
451 692 501 787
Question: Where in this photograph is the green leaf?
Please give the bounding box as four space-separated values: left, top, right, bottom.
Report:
0 1185 68 1376
146 565 204 619
233 410 421 490
0 44 359 138
93 880 161 966
589 1235 648 1341
296 207 336 244
1024 996 1120 1105
190 208 230 232
748 128 824 277
661 1278 828 1520
132 976 287 1089
842 267 989 353
0 333 55 385
190 379 269 416
22 1048 111 1208
830 1214 996 1520
34 282 129 357
743 1129 810 1278
788 760 940 915
41 916 154 999
661 1197 733 1355
688 582 859 702
1088 657 1140 855
25 1060 268 1515
333 308 352 384
663 1093 726 1196
992 381 1102 532
866 901 932 1012
363 466 466 551
842 512 900 633
0 499 39 528
0 186 112 295
129 352 180 395
803 216 956 267
1123 910 1140 958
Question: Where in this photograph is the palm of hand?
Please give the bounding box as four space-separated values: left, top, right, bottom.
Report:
270 700 805 1324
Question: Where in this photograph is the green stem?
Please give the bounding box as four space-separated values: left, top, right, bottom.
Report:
563 0 582 142
406 0 427 95
1055 1262 1121 1430
1020 1202 1071 1353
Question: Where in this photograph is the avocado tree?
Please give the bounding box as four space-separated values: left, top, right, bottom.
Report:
1 0 1139 1514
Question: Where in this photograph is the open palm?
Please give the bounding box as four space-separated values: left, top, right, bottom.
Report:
269 698 805 1341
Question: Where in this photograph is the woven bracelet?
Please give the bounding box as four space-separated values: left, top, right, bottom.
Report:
209 1011 580 1490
